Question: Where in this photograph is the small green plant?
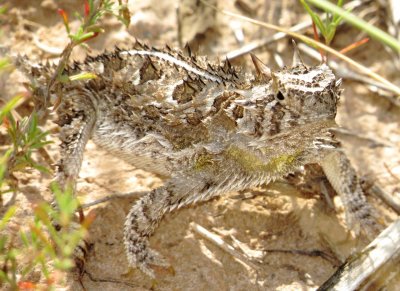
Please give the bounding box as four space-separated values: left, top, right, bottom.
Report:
0 57 12 72
1 1 130 289
0 4 7 15
58 0 130 46
0 97 59 290
300 0 344 46
301 0 400 53
300 0 374 61
0 103 51 196
48 0 131 106
0 206 18 289
0 46 87 291
5 113 51 175
0 184 89 289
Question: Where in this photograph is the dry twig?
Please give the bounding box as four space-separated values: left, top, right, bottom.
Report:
80 191 147 209
361 179 400 215
318 219 400 290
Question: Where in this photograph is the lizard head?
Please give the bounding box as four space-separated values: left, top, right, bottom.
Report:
247 49 342 138
251 46 342 119
271 61 342 121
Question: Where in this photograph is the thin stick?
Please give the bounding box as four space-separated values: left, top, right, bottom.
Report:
312 21 325 62
229 234 339 266
384 163 400 183
190 222 261 271
263 248 339 266
229 234 264 259
84 270 138 288
80 191 147 209
226 20 312 60
339 37 369 55
362 182 400 215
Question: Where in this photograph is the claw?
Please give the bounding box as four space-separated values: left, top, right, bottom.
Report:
138 262 156 278
73 239 93 276
127 245 170 278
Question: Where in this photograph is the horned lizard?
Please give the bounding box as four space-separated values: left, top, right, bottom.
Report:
17 41 381 277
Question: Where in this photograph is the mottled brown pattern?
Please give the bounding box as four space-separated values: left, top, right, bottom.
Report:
139 57 160 83
172 80 197 104
16 42 381 278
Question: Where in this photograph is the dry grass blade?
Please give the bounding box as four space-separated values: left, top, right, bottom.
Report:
297 43 400 107
33 36 63 56
226 20 312 60
200 0 400 101
226 0 362 60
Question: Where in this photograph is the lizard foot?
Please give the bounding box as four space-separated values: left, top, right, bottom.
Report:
125 237 170 278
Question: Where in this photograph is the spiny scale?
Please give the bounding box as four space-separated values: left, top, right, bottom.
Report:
20 41 381 278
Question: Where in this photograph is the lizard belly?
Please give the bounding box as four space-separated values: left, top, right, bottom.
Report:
92 125 171 177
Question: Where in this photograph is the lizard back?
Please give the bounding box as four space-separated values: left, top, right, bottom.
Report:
24 42 342 181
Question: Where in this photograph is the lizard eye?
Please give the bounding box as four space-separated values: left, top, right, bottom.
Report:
276 91 285 101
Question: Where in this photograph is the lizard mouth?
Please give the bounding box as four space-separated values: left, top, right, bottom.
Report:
312 129 340 150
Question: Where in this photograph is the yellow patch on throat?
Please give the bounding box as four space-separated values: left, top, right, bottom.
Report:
193 153 215 171
225 146 300 174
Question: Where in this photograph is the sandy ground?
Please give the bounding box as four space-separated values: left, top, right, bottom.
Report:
1 0 400 290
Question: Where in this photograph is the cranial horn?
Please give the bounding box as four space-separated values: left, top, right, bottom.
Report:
291 39 305 67
250 53 271 79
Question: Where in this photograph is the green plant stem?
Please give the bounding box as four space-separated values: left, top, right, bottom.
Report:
305 0 400 52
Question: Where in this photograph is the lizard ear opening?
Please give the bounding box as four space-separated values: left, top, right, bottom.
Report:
250 53 271 81
291 40 305 67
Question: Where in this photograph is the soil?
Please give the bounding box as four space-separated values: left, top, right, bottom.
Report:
1 0 400 290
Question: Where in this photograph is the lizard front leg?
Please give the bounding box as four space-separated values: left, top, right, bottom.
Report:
55 93 96 190
320 151 382 239
53 92 97 269
124 171 223 277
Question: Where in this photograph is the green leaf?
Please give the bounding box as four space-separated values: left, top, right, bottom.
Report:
0 95 22 120
68 72 97 81
0 57 12 71
305 0 400 52
300 0 326 36
0 4 8 15
0 236 7 250
53 258 74 270
31 163 51 174
0 149 12 184
0 271 9 283
0 206 17 230
58 74 70 83
77 31 96 43
20 231 30 247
